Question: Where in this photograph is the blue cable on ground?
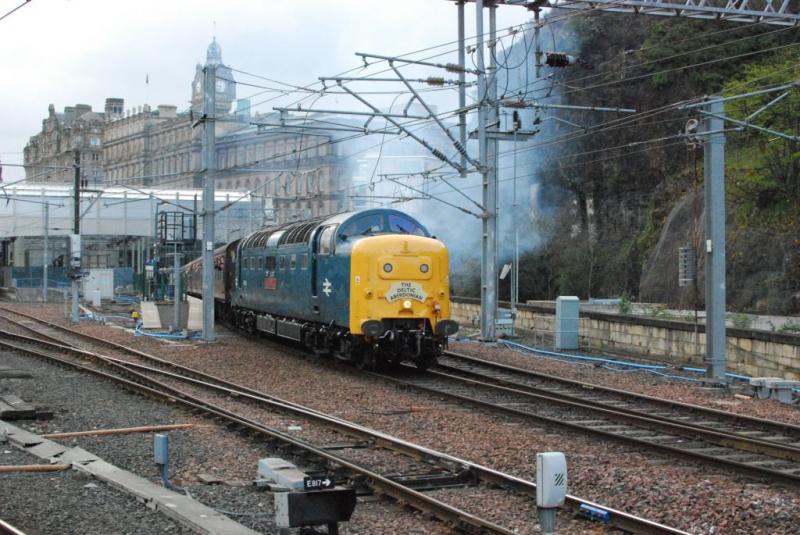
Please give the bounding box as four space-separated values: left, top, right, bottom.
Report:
496 339 753 384
134 323 201 340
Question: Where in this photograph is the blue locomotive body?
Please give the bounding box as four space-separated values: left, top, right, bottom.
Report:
185 208 458 368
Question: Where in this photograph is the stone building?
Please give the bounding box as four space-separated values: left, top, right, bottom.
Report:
23 99 122 186
23 38 351 224
103 103 200 187
100 38 348 223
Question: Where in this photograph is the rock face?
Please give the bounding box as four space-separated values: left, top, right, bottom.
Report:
640 188 799 314
639 191 704 308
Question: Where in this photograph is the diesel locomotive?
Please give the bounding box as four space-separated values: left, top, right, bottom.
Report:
184 208 459 369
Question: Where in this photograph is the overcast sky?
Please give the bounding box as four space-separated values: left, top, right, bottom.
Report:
0 0 530 180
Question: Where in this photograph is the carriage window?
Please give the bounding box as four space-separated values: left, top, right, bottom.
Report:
278 255 286 270
300 253 308 270
265 256 276 272
387 214 427 236
339 214 382 239
289 254 297 270
318 225 336 255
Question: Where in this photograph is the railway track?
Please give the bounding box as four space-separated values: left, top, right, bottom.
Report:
0 307 687 535
369 350 800 488
0 518 26 535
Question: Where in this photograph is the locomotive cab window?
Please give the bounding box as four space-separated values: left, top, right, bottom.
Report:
258 257 264 270
290 254 297 270
318 225 336 255
339 214 382 240
387 214 428 236
278 255 286 270
265 256 276 273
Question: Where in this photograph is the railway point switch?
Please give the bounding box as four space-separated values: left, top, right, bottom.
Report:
257 457 356 532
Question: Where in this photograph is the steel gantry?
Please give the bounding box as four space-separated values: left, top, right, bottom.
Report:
485 0 800 26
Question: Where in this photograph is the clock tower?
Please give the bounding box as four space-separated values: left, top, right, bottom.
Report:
191 37 236 116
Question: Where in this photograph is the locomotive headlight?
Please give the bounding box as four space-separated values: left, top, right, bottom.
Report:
419 263 429 273
403 300 412 309
383 263 393 273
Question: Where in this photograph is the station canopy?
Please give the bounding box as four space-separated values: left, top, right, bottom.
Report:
0 184 268 242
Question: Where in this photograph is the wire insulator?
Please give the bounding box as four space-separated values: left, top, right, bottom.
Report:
426 77 445 86
445 63 466 74
545 52 575 68
500 99 527 109
431 148 449 163
453 140 468 157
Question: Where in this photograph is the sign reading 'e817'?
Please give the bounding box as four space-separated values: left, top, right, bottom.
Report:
385 281 427 302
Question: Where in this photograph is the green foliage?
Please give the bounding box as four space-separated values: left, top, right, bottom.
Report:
722 48 800 228
730 313 752 329
618 293 632 316
778 322 800 334
639 21 799 92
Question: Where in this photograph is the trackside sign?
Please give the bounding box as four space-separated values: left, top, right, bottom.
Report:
385 281 427 302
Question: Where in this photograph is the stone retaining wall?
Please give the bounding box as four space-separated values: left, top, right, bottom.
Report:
451 297 800 380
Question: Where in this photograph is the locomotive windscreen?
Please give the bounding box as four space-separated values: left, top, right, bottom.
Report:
339 212 428 239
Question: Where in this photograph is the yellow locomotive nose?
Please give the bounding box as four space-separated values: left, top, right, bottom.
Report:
349 235 451 336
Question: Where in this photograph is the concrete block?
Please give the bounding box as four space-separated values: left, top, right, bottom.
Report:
186 296 203 331
140 301 162 329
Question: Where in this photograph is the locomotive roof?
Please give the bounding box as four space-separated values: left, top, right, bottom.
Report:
239 208 422 249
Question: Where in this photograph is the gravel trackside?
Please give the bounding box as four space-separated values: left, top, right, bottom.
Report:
0 346 446 534
4 303 800 534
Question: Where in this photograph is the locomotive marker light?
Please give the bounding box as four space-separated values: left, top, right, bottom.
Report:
536 452 567 535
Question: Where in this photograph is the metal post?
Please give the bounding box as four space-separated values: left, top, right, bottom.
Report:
533 7 542 81
703 97 726 381
42 193 49 303
512 128 518 335
172 243 182 332
475 0 495 340
457 0 467 177
71 151 80 323
201 64 217 341
486 1 500 340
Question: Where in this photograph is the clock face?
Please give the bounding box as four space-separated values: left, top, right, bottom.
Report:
216 80 226 93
